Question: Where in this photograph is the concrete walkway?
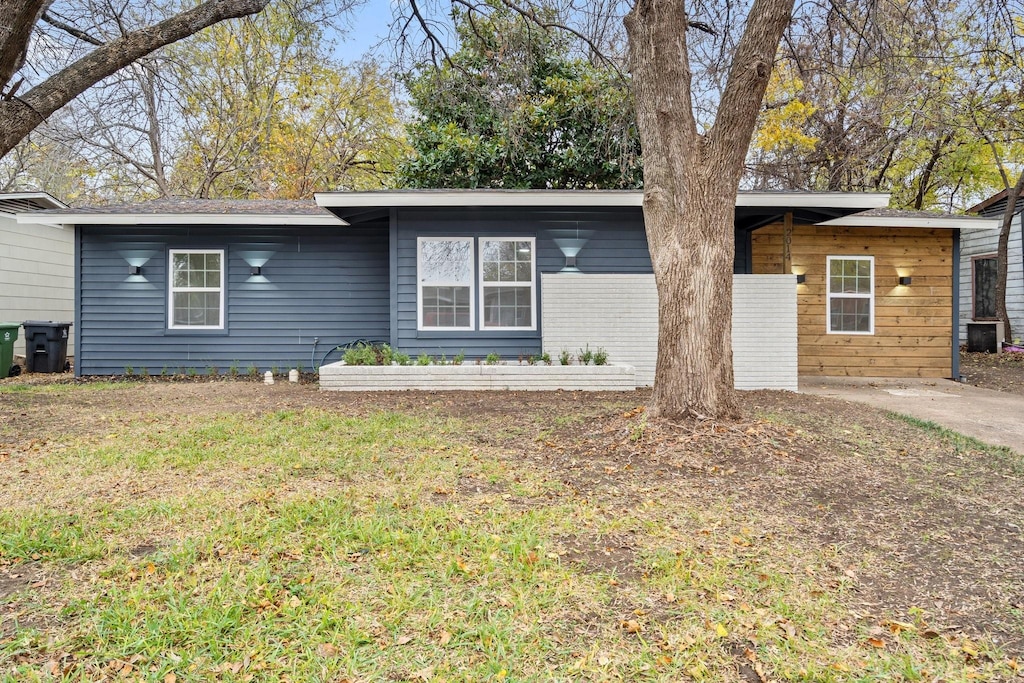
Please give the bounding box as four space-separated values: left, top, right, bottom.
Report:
799 377 1024 455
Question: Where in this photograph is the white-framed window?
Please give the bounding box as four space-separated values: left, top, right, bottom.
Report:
169 249 225 329
480 238 536 329
827 255 874 334
417 237 474 330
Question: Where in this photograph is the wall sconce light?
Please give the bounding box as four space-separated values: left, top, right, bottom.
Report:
898 276 912 286
250 266 262 276
564 255 577 269
796 273 806 284
128 265 142 276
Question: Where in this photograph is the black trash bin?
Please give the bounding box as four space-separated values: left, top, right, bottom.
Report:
22 321 72 373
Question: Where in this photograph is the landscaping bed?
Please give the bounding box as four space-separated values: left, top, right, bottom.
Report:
961 350 1024 396
319 361 636 391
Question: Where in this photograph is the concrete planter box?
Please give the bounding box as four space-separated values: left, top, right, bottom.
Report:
319 361 636 391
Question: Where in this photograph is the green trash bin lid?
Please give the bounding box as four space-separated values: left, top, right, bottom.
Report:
0 323 19 343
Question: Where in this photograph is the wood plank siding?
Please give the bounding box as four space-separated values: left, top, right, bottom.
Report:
77 223 390 375
751 224 954 377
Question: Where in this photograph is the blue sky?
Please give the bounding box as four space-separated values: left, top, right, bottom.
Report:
332 0 399 63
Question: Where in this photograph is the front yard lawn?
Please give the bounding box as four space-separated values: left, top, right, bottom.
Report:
1 380 1021 681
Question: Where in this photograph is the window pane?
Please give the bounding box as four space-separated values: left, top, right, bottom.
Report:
170 251 223 327
830 298 870 332
422 285 470 328
974 258 997 319
483 286 532 328
420 240 472 284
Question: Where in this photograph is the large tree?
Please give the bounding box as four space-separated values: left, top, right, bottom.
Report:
399 0 794 419
399 5 641 189
0 0 280 159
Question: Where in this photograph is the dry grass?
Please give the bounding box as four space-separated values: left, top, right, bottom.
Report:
0 380 1022 681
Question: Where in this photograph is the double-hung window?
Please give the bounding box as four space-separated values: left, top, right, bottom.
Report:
416 236 536 331
169 249 224 329
418 237 474 330
827 255 873 334
480 238 535 329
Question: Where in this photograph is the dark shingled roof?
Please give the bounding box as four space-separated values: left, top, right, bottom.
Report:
48 198 331 216
849 207 993 222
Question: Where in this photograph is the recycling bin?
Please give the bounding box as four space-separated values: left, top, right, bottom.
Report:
22 321 72 373
0 323 18 377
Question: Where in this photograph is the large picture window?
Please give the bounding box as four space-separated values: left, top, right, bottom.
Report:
481 238 535 329
169 249 224 329
418 237 474 330
973 256 997 320
827 255 874 334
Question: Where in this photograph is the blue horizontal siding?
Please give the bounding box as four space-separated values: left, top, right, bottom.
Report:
78 223 389 375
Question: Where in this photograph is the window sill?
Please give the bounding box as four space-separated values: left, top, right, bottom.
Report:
417 330 539 340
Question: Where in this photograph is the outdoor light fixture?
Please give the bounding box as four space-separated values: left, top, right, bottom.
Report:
564 255 577 269
250 265 262 276
898 276 912 286
128 265 142 276
796 273 806 284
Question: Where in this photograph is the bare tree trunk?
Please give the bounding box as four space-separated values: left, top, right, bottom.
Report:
0 0 271 158
996 169 1024 342
625 0 794 420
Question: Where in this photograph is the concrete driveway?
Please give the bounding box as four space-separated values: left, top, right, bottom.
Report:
800 376 1024 455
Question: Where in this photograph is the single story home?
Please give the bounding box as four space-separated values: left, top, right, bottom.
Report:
960 189 1024 344
0 192 74 359
23 191 998 386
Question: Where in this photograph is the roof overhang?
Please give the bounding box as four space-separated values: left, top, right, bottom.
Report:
0 192 67 210
15 212 348 226
817 215 1001 230
315 190 891 211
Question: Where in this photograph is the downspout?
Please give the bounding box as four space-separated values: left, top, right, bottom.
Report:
74 224 82 378
951 228 960 381
389 207 399 349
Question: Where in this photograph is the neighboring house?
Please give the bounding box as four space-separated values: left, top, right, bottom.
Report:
960 189 1024 344
0 192 74 358
25 191 997 386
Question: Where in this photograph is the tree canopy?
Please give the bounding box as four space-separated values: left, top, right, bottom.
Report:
398 4 641 189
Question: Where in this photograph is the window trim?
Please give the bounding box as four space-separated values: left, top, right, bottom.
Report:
826 255 874 335
971 254 998 321
479 236 537 331
168 248 226 330
417 236 475 332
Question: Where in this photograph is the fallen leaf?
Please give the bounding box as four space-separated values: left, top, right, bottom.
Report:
621 619 643 634
395 635 413 646
866 637 885 649
715 623 729 638
317 643 339 657
437 630 452 646
164 674 177 683
411 665 434 680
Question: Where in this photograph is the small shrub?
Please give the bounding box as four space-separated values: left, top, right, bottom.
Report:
559 350 571 366
416 353 432 366
140 368 150 378
485 352 501 365
438 351 447 365
578 345 594 365
593 348 609 365
186 367 197 377
228 363 239 378
394 351 412 366
207 366 219 377
527 355 538 365
270 366 279 377
247 364 259 378
453 350 465 365
540 352 552 365
124 366 134 377
343 343 378 366
160 366 169 377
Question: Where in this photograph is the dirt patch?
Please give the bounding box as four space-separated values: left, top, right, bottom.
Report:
960 351 1024 395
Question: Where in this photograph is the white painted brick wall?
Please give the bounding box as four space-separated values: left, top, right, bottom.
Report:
319 363 636 391
540 273 798 390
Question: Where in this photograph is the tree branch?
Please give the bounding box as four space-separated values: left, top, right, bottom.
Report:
0 0 272 158
40 11 104 46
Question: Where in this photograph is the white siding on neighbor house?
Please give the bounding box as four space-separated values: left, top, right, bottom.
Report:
959 214 1023 343
0 213 75 357
540 273 798 390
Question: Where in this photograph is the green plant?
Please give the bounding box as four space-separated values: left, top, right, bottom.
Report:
527 355 538 365
540 352 552 365
416 353 432 366
578 345 594 365
160 366 169 377
453 350 465 365
186 367 197 378
141 368 150 378
247 364 259 378
559 350 571 366
207 366 219 377
124 366 134 377
228 363 239 378
485 352 501 365
593 348 608 365
270 366 280 377
438 351 447 365
394 352 412 366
